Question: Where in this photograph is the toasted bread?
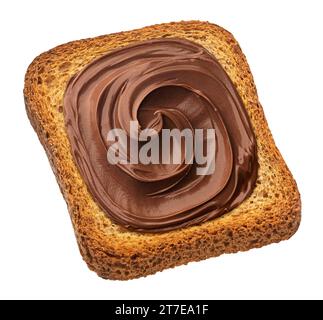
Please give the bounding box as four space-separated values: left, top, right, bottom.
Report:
24 21 301 280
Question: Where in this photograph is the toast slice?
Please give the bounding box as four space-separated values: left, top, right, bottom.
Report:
24 21 301 280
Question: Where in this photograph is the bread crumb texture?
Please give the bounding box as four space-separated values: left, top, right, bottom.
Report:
24 21 301 280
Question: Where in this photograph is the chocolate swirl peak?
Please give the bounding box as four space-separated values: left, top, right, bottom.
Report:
64 38 258 232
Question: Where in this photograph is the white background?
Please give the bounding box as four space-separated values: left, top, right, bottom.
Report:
0 0 322 300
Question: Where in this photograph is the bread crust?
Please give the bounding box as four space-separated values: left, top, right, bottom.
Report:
24 21 301 280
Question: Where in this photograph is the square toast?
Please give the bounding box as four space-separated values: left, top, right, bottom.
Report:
24 21 301 280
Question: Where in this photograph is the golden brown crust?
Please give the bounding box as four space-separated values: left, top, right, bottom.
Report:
24 20 301 280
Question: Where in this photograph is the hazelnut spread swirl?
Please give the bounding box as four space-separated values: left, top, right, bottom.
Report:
64 38 258 232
